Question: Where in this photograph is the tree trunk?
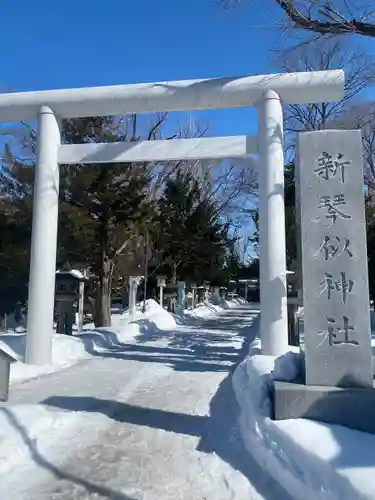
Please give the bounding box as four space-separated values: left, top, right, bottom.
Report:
93 218 112 327
171 261 177 285
94 276 111 327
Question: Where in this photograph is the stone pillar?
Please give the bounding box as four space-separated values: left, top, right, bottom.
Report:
157 277 166 309
177 281 186 308
191 284 197 309
25 106 60 365
129 277 138 321
297 130 373 387
78 279 85 333
212 286 220 304
159 285 164 308
257 90 289 357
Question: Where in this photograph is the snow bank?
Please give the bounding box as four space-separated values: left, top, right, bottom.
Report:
0 300 177 384
190 301 226 319
0 297 242 385
219 297 249 309
184 297 250 320
0 405 87 476
0 403 112 496
233 341 375 500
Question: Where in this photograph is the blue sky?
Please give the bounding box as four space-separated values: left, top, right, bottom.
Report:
3 1 374 258
0 0 284 137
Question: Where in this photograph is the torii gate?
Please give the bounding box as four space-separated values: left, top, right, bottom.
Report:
0 70 344 364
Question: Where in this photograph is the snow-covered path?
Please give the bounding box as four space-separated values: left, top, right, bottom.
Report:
0 305 291 500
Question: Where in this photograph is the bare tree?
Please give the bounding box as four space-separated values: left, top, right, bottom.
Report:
274 39 375 155
327 101 375 190
221 1 375 38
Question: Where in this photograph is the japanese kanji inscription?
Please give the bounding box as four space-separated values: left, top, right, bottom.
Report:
296 130 373 388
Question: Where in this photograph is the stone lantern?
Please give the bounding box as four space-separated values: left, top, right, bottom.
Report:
55 267 85 335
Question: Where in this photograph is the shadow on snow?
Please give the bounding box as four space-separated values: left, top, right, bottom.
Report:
1 306 290 499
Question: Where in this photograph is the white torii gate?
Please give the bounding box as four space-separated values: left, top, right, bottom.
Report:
0 70 344 364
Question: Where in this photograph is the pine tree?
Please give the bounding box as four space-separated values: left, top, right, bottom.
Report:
248 163 297 267
58 116 157 326
0 157 34 318
284 162 297 267
155 170 230 283
0 115 162 327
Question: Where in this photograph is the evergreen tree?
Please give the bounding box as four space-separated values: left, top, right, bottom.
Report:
0 115 161 327
0 198 31 317
59 116 155 326
284 162 297 267
155 170 230 283
0 155 34 318
248 163 297 267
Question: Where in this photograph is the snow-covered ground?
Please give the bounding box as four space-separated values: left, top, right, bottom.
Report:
0 300 177 384
0 299 291 500
233 338 375 500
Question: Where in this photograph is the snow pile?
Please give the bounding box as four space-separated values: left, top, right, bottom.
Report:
185 297 250 320
233 341 375 500
219 296 250 309
190 301 226 319
56 268 85 280
0 405 90 477
0 299 177 384
0 404 112 496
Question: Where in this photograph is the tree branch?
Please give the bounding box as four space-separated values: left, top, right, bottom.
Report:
220 0 375 38
276 1 375 37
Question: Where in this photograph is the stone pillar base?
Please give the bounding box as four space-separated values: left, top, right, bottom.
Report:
273 377 375 434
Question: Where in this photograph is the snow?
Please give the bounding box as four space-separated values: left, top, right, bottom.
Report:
0 300 290 500
56 268 85 279
4 297 374 499
183 297 251 320
186 301 226 319
0 404 93 478
0 299 178 384
233 338 375 500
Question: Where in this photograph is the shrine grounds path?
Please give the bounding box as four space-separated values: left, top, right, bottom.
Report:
0 304 292 500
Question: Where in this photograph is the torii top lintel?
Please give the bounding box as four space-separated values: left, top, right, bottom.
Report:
0 70 344 123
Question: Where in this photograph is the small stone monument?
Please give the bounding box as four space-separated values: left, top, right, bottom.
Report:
191 283 197 309
177 281 186 308
55 266 85 335
211 286 221 304
203 281 210 301
238 279 252 301
273 130 375 434
129 276 142 320
227 280 237 299
196 286 206 304
164 283 178 312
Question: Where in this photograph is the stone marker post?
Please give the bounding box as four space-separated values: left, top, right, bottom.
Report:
203 281 210 301
297 130 373 388
273 130 375 434
191 283 197 309
212 286 221 304
177 281 186 308
77 278 85 333
129 277 139 321
157 276 166 308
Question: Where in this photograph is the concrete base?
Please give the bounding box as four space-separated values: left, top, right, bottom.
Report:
273 378 375 434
